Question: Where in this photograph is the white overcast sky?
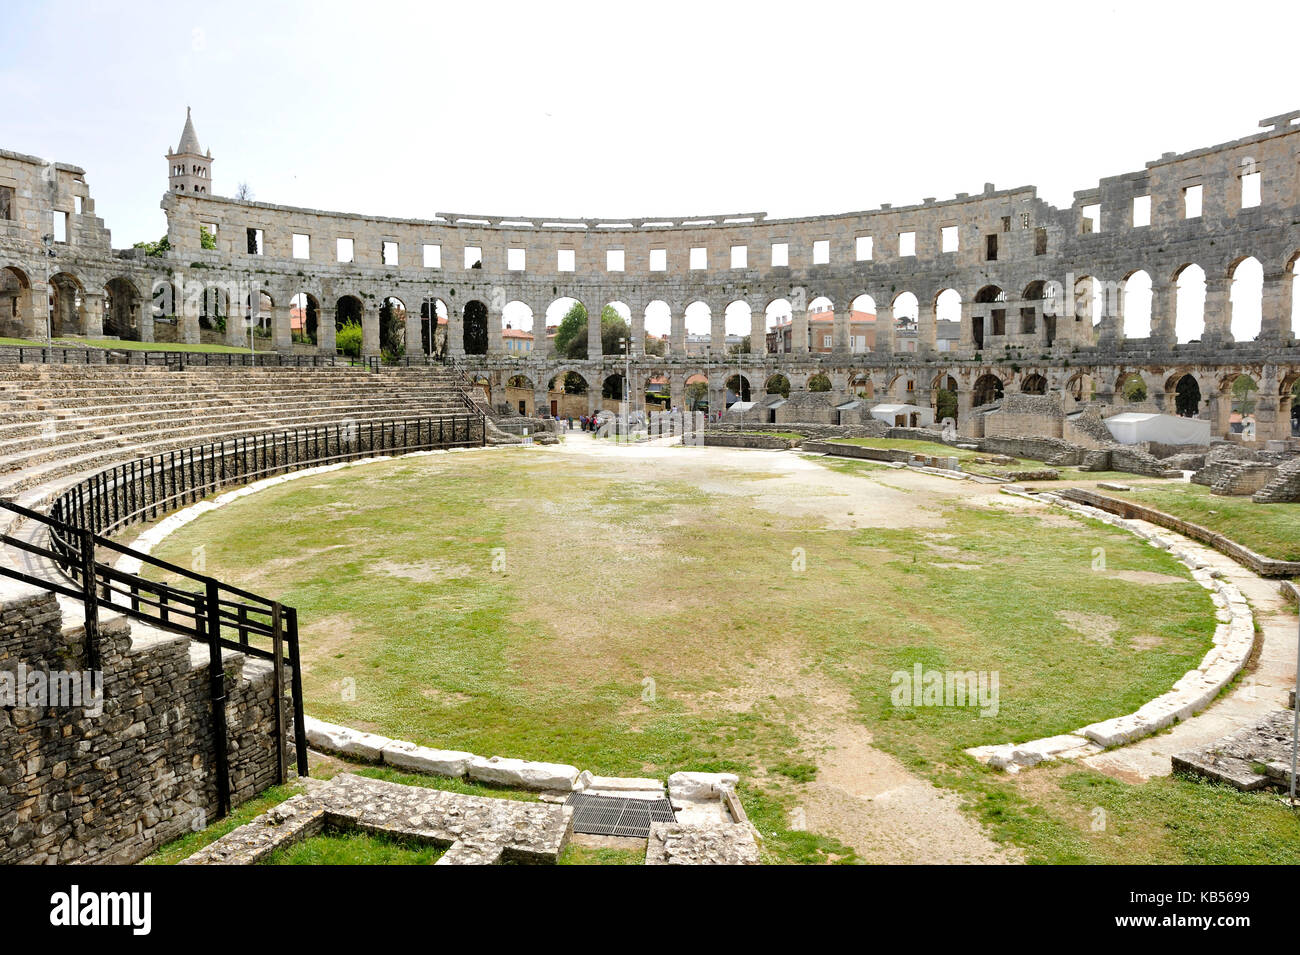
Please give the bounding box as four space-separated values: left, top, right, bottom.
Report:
2 0 1295 248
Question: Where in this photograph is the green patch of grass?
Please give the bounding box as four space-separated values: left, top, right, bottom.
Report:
558 844 646 865
1101 482 1300 562
142 448 1234 864
262 829 445 865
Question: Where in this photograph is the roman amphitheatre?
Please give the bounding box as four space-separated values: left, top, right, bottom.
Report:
1 108 1299 866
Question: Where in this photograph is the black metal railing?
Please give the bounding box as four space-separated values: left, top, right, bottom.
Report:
0 411 484 816
0 498 307 819
47 414 484 540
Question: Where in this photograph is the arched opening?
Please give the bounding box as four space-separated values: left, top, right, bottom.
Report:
549 298 586 359
378 296 406 356
506 374 537 416
684 302 712 355
1173 374 1202 418
1020 373 1048 395
972 373 1004 406
849 370 873 399
1228 373 1259 435
601 301 632 357
644 300 671 356
849 294 877 353
462 300 488 355
103 277 141 340
764 373 791 398
1175 264 1206 343
932 373 959 423
335 295 364 357
1073 275 1104 331
724 301 753 355
1121 270 1153 339
891 292 919 352
973 285 1006 348
289 292 319 346
602 372 627 402
1228 257 1263 341
684 372 710 411
502 301 535 356
807 296 833 352
764 298 792 354
242 289 273 345
420 297 448 357
1118 372 1148 403
724 373 752 404
0 266 31 338
48 272 84 338
935 289 961 347
807 372 832 392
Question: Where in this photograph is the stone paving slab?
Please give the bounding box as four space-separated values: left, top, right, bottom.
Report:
1172 710 1298 791
182 773 573 865
644 822 760 865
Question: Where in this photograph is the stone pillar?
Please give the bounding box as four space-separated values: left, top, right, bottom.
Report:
918 301 937 356
630 307 645 359
534 386 549 418
956 386 976 437
226 297 246 347
710 308 725 356
959 300 975 353
272 304 292 353
447 307 465 358
181 293 203 346
82 292 104 337
876 305 894 355
586 302 602 359
488 305 505 355
1150 279 1176 346
670 373 685 412
1260 270 1294 343
1202 276 1231 344
138 295 154 343
1207 387 1231 438
533 317 551 359
26 285 47 338
405 309 423 358
791 306 809 355
669 309 685 357
750 308 765 356
318 306 337 355
832 306 849 354
361 306 380 358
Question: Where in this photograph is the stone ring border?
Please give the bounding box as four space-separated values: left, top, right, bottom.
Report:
966 487 1257 772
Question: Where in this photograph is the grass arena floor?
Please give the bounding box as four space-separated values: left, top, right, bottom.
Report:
143 436 1300 864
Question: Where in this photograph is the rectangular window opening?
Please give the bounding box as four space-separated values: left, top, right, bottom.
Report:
247 228 263 256
1183 184 1203 219
771 242 789 267
557 249 575 272
731 245 747 269
940 226 958 253
383 241 399 266
855 235 872 261
292 233 310 260
812 239 830 264
689 247 707 270
606 249 624 272
1132 195 1151 228
463 246 481 269
508 247 526 271
1241 171 1261 209
337 238 355 263
1081 203 1100 234
898 232 915 257
422 243 440 268
649 248 667 272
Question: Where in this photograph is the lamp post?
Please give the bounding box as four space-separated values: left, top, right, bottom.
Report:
42 233 56 349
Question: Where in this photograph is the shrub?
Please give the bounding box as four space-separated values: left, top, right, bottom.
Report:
336 321 363 358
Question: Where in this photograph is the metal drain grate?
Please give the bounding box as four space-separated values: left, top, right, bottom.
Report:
565 793 675 838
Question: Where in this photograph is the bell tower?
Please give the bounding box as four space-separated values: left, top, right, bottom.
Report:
166 107 213 195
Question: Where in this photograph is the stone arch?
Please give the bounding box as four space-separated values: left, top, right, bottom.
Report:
1173 263 1207 343
972 372 1005 406
1228 255 1263 342
103 275 142 340
763 297 793 354
1120 269 1153 339
47 271 85 337
462 299 488 355
1116 370 1149 404
1165 370 1205 418
1020 372 1048 395
723 300 754 355
764 372 791 398
289 291 320 346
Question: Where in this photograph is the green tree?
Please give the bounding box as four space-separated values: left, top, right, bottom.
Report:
643 335 665 357
378 299 406 358
934 389 958 422
1121 376 1148 403
1231 375 1257 415
600 307 631 356
807 373 832 392
199 226 217 251
336 321 363 358
133 235 170 257
685 381 708 410
553 303 588 359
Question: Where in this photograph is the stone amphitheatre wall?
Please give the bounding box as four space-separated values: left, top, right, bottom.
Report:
3 111 1300 439
0 583 289 864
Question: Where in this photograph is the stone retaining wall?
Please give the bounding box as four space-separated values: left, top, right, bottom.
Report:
1059 487 1300 578
0 583 290 864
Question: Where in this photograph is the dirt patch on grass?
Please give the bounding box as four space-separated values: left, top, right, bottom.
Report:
369 558 472 583
1108 570 1187 586
1057 610 1119 647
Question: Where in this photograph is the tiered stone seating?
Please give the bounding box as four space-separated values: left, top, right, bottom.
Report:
0 363 478 531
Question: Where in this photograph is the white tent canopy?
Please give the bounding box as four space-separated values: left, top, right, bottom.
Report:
1103 412 1210 446
869 403 935 427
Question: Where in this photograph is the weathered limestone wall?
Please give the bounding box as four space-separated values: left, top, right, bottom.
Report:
0 583 290 864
